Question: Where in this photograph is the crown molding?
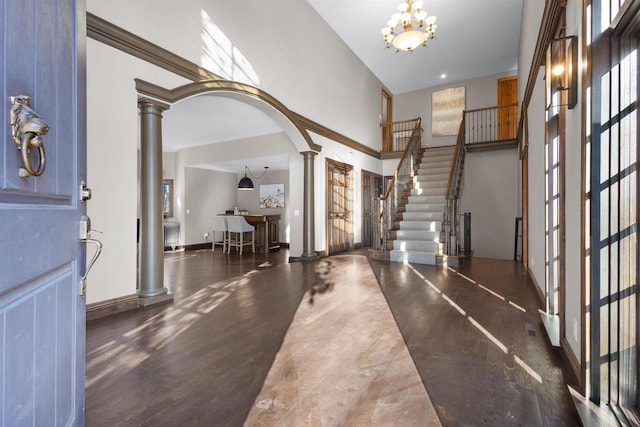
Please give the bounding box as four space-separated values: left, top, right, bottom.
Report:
294 113 380 159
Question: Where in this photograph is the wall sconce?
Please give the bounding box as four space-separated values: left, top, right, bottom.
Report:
546 35 578 110
237 165 269 190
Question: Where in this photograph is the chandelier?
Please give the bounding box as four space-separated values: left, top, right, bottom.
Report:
381 0 437 52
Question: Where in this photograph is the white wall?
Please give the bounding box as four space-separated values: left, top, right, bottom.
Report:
519 0 584 362
183 167 237 245
173 132 303 254
394 71 517 148
526 68 547 294
237 170 289 244
460 148 519 260
563 0 584 362
87 0 382 149
86 39 189 304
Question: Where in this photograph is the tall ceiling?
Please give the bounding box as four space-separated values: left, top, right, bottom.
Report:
307 0 524 94
163 0 524 173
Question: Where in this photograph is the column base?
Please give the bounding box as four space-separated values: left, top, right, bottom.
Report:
299 253 320 262
138 292 174 307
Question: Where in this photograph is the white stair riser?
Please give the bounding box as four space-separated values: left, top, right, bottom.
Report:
415 179 449 188
408 196 445 204
395 230 440 240
405 204 445 212
411 188 445 197
393 240 440 252
399 221 442 231
416 173 450 182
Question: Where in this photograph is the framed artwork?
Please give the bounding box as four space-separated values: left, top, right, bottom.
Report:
432 86 466 136
259 184 285 208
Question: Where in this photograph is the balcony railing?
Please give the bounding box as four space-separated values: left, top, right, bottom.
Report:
464 103 518 146
381 118 423 154
381 104 518 155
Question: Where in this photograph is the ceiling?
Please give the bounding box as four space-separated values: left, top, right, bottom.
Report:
165 0 524 174
306 0 523 94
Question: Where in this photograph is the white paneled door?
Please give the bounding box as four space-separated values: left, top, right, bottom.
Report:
0 0 87 425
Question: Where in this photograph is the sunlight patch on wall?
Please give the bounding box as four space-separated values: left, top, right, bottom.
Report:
200 9 261 87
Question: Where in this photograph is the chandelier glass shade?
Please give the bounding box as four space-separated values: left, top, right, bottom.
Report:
381 0 437 52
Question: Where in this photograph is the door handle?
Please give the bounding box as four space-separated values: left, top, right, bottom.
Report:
79 214 103 296
10 95 49 178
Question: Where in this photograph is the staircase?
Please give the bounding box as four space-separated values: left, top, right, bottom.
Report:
389 146 455 264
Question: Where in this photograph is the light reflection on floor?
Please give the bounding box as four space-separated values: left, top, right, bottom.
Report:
409 263 543 384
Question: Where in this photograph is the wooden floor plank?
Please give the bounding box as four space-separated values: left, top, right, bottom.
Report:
368 257 582 427
87 251 582 426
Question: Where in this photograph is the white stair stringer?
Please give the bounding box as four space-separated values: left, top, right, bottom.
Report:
390 146 455 265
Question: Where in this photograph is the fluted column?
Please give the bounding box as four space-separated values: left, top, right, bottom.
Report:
301 151 319 260
138 98 174 306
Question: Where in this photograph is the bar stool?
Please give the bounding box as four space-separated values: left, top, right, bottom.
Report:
226 216 255 255
211 216 228 253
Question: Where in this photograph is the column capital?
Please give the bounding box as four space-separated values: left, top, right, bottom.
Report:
300 150 319 158
137 96 171 112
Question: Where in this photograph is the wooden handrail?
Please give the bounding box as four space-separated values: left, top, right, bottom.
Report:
464 102 518 114
380 118 422 127
382 118 422 200
446 118 466 198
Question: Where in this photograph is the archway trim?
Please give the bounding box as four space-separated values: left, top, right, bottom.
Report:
135 78 322 153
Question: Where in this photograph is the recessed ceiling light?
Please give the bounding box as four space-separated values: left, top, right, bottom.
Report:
440 74 446 79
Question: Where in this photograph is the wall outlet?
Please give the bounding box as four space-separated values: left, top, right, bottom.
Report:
530 257 534 267
203 232 209 241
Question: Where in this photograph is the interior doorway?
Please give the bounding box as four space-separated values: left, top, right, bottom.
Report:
362 170 383 247
326 159 353 255
498 76 518 140
381 89 393 152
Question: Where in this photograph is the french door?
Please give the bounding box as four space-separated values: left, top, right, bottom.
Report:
326 159 353 254
362 170 383 248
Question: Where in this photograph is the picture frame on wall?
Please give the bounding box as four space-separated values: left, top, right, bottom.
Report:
259 184 285 208
432 86 466 136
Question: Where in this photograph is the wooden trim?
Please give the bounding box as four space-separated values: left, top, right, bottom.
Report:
183 243 211 251
528 267 545 309
522 149 529 270
465 140 518 152
294 113 380 159
561 336 583 391
516 0 566 147
87 294 139 321
464 103 518 114
87 13 222 82
136 79 322 153
380 151 404 160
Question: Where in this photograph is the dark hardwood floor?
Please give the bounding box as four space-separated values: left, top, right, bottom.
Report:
367 257 582 426
86 250 581 426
